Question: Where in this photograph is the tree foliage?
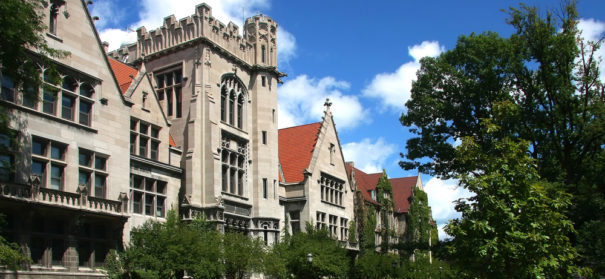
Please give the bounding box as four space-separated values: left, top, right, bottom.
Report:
111 211 223 279
272 223 350 279
223 232 266 279
0 0 67 131
376 171 394 253
353 252 398 279
106 210 276 279
446 121 584 278
400 1 604 273
402 187 432 253
0 214 30 270
356 192 377 253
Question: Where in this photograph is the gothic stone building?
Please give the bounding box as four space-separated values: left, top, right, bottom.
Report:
0 0 402 277
0 0 184 277
109 3 284 243
0 0 284 277
346 163 425 253
278 105 356 248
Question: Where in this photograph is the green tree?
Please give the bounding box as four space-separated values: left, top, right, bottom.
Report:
275 223 349 279
223 232 266 279
445 121 583 278
0 214 30 270
0 0 67 131
111 210 224 279
353 252 398 279
400 1 604 273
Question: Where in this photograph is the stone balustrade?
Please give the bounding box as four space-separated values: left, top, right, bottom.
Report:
0 182 125 216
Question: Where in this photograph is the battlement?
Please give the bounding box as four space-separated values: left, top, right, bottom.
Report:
111 3 278 68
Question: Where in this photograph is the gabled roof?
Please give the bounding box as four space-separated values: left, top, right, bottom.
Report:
108 57 138 94
391 176 418 214
278 122 322 183
349 166 381 206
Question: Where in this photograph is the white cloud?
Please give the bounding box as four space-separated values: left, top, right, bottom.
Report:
578 18 605 81
90 0 125 30
424 177 474 240
408 41 444 61
437 224 449 241
278 75 368 130
97 28 137 52
96 0 289 52
363 41 444 111
277 28 297 66
342 138 396 173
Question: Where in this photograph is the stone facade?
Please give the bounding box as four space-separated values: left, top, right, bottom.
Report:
278 103 356 249
0 0 182 277
0 1 432 278
109 3 284 243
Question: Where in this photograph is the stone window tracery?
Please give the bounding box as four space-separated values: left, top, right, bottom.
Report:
14 69 97 127
155 68 182 118
221 134 247 197
320 173 344 206
220 75 247 130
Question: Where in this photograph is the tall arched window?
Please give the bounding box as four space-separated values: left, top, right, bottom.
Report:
220 74 247 130
228 90 235 125
237 94 244 129
220 87 227 122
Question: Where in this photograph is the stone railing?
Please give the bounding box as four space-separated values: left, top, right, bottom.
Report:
0 181 127 216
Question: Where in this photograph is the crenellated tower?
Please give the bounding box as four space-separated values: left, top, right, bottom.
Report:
108 3 284 245
244 15 278 67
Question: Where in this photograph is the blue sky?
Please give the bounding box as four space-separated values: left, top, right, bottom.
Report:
92 0 605 239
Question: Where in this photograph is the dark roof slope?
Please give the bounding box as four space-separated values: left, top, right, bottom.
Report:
350 166 381 205
391 176 418 213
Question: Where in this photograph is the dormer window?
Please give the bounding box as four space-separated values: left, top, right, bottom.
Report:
371 190 376 201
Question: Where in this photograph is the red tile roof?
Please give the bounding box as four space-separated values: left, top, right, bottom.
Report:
350 166 381 206
169 134 177 147
108 57 138 94
278 122 322 183
391 176 418 213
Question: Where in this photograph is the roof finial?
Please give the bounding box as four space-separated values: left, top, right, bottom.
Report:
324 98 332 112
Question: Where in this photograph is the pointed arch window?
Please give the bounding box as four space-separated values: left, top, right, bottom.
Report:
220 74 247 130
221 87 227 122
237 94 244 128
228 90 235 125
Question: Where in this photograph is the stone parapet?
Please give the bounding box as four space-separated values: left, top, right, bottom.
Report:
110 3 278 69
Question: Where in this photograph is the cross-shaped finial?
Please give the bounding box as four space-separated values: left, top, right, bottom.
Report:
324 98 332 111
